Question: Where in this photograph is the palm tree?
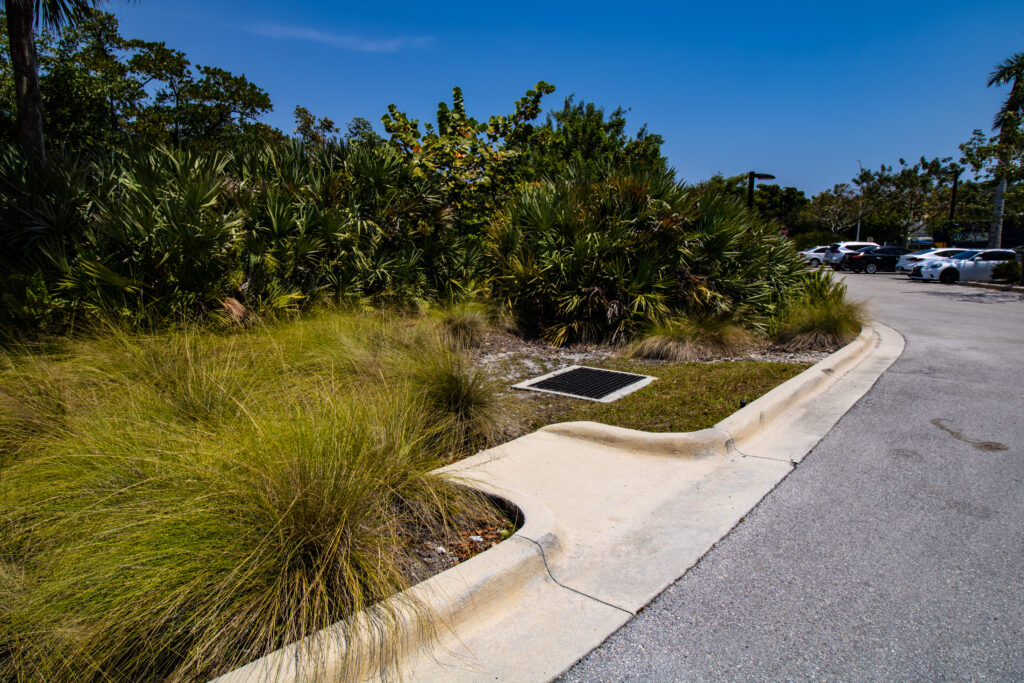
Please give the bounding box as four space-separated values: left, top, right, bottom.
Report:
3 0 102 159
985 52 1024 248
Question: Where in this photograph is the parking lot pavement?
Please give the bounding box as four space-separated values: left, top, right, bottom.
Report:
561 274 1024 681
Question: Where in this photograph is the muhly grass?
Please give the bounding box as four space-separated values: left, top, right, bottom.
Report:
404 334 517 455
428 302 495 349
629 315 757 362
0 311 511 681
774 273 865 351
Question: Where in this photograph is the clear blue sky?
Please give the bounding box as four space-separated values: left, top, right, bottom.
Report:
111 0 1024 196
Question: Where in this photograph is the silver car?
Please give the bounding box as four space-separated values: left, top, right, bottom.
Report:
896 248 965 272
798 245 829 267
824 241 879 269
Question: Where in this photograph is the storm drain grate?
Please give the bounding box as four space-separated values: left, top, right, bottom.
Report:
512 365 656 403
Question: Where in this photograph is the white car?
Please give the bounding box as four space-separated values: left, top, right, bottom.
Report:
824 241 879 269
798 245 829 267
913 249 1017 283
908 250 979 279
896 248 966 272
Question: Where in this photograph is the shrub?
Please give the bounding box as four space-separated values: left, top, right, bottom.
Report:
0 140 482 331
774 271 865 350
487 168 807 345
991 260 1021 283
630 315 756 361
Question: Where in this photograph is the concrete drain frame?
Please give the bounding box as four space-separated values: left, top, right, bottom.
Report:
511 365 657 403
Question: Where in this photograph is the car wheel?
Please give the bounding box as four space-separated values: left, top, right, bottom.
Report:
939 268 959 284
865 263 878 274
809 258 820 267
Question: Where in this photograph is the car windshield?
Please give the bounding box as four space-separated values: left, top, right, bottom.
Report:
829 243 841 251
855 246 876 253
908 249 931 256
949 250 980 259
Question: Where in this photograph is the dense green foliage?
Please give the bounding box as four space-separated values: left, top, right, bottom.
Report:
0 11 276 151
0 140 481 330
488 169 806 344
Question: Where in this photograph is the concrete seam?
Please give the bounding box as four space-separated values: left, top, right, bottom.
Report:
723 429 797 463
517 534 635 617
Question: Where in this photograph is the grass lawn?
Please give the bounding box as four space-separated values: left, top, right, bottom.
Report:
549 359 808 432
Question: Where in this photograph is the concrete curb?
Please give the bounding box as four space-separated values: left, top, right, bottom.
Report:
214 479 563 683
958 281 1024 293
214 324 900 683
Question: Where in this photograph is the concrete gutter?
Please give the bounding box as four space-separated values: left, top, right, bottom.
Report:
215 323 903 683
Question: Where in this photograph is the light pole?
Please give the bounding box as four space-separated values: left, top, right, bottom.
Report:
856 160 864 241
746 171 775 209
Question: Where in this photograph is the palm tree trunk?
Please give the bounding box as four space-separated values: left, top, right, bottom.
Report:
5 1 45 160
988 174 1006 249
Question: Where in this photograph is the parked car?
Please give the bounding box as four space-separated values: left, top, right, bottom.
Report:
908 250 980 279
798 245 829 267
841 245 911 273
896 248 965 272
912 249 1017 283
824 241 879 269
837 246 878 271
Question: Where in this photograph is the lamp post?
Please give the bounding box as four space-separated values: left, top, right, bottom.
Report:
746 171 775 209
856 160 864 241
949 167 961 222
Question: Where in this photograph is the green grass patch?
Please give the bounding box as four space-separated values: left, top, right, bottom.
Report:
543 359 809 433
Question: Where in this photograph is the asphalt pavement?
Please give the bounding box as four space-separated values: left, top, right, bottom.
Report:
561 274 1024 681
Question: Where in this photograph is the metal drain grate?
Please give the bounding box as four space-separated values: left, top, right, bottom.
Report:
512 365 656 403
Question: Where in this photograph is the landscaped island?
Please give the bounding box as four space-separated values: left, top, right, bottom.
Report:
0 298 858 680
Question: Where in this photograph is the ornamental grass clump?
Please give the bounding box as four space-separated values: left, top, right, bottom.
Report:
429 302 494 348
774 271 865 351
630 315 756 362
0 313 510 682
403 331 511 454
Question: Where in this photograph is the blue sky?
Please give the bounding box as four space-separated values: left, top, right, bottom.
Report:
112 1 1024 196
